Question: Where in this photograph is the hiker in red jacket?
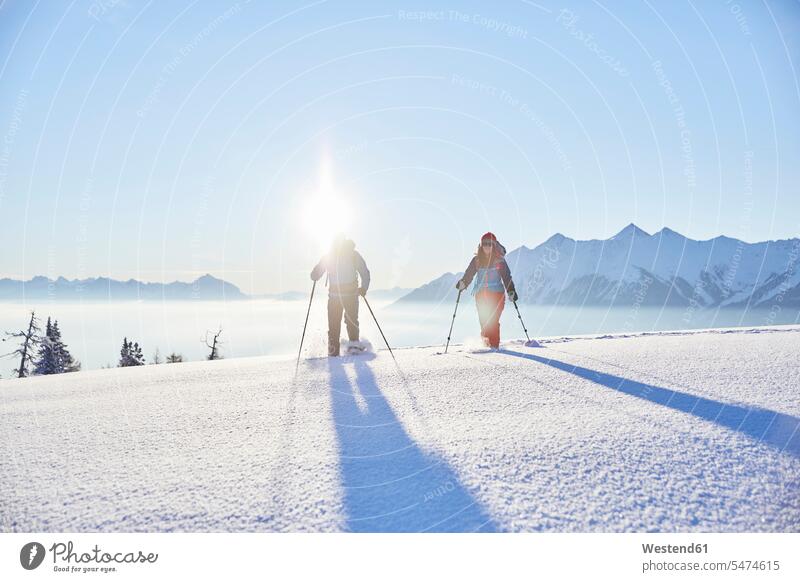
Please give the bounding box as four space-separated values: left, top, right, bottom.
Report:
455 232 518 349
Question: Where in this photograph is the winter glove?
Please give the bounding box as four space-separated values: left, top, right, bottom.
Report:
455 279 467 291
358 287 367 297
508 288 518 302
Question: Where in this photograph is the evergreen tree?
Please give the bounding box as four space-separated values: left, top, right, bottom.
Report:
119 337 131 367
130 341 145 366
34 318 59 375
166 353 184 364
34 318 80 375
51 320 79 372
119 337 145 367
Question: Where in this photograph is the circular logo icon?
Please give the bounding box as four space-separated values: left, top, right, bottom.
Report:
20 542 46 570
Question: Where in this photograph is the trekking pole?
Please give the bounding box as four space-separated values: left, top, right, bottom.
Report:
444 289 462 354
511 299 531 343
361 295 397 364
295 280 316 373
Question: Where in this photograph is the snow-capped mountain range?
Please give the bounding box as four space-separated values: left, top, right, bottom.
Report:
0 273 247 301
0 275 412 303
397 224 800 308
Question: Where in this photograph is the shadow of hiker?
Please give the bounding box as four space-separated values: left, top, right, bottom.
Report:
327 357 497 532
497 349 800 458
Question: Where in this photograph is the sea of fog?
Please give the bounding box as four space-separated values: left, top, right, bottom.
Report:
1 298 798 377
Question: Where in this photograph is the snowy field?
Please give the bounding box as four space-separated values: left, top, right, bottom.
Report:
1 326 798 533
2 300 796 377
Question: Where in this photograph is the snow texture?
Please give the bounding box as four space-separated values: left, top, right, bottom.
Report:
1 326 798 532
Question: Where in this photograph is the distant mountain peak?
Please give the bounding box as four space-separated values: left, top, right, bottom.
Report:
655 226 685 238
613 223 650 239
543 232 570 246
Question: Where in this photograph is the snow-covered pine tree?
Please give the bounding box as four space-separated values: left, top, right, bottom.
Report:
34 318 80 375
119 338 146 367
130 341 145 366
34 318 58 375
119 337 131 367
51 320 80 372
2 311 40 378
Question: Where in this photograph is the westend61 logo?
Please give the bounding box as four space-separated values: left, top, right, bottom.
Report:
19 540 158 574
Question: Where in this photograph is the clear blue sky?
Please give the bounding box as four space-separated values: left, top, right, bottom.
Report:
1 0 798 293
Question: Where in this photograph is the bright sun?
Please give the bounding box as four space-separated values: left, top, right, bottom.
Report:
301 159 353 253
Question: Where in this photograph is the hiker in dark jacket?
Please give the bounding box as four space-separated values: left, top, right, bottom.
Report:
455 232 518 349
311 235 371 357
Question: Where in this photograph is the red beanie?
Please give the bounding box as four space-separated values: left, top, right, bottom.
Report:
481 231 497 242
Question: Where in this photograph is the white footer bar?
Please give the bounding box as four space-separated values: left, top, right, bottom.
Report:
1 533 797 581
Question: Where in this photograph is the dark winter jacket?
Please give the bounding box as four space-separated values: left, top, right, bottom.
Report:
311 239 370 296
462 248 515 296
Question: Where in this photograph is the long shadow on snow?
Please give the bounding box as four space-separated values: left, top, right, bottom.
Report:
327 356 497 532
497 349 800 458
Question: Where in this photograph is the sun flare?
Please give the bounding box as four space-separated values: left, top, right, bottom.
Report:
301 159 354 252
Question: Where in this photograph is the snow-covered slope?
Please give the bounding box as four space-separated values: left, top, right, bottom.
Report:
397 225 800 308
1 326 798 532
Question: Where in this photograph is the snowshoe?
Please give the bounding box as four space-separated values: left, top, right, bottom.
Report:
341 339 373 356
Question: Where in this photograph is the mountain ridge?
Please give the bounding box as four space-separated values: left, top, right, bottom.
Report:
0 275 415 303
396 225 800 309
0 273 247 301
